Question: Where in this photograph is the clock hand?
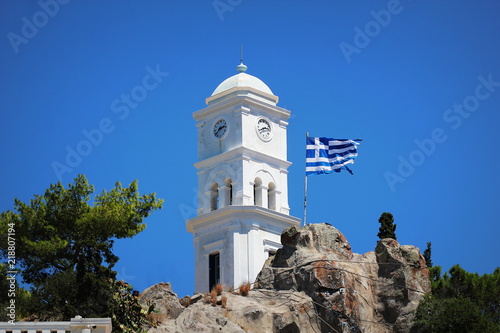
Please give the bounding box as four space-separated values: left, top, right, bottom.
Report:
216 125 226 136
259 125 270 132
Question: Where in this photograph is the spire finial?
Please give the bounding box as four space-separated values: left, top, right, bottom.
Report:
236 45 247 73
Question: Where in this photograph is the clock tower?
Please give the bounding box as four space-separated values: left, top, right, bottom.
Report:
186 63 300 293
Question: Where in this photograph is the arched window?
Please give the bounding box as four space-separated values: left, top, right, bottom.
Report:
253 177 262 206
268 182 276 210
224 178 233 206
210 182 219 211
229 183 233 205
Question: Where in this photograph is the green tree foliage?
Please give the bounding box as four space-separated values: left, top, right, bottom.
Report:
0 175 163 329
423 242 432 268
0 263 31 321
377 212 397 240
111 280 155 333
414 265 500 332
414 295 498 333
428 265 441 286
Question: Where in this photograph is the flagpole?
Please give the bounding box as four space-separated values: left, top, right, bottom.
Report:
303 132 309 227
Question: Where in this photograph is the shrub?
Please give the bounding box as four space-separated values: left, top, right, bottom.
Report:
239 282 251 296
210 288 218 306
214 283 223 296
221 295 228 308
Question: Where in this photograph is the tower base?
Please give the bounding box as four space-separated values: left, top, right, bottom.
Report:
186 205 300 293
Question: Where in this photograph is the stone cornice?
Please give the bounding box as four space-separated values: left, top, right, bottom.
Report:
193 146 292 171
193 93 291 122
185 205 301 234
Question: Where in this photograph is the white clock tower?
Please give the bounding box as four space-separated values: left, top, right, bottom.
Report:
186 63 300 293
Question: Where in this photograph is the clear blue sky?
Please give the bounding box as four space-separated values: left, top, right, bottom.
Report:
1 0 499 298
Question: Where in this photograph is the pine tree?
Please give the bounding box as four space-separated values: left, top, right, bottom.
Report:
0 175 163 329
414 265 500 331
423 241 433 267
377 212 397 240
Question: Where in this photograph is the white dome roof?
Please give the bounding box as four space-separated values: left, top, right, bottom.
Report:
211 72 274 96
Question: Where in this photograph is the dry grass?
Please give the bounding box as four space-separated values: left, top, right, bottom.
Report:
221 295 228 308
226 285 234 293
147 311 166 325
210 287 218 306
214 283 224 296
239 282 251 296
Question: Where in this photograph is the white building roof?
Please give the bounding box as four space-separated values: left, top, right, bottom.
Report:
211 63 274 96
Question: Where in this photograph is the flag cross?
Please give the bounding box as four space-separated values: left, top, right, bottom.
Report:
306 137 361 176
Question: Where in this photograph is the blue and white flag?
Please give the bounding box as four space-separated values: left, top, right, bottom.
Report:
306 137 361 175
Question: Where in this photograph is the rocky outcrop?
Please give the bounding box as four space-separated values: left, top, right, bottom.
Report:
143 223 431 333
139 283 185 323
144 289 320 332
257 223 431 333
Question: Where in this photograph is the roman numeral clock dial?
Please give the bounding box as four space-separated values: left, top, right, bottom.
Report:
256 118 272 141
213 118 227 139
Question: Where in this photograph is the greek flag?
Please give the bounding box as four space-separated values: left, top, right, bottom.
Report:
306 137 361 175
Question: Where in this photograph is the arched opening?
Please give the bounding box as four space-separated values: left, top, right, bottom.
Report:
210 182 219 211
229 183 233 205
253 177 262 206
268 182 276 210
224 178 233 206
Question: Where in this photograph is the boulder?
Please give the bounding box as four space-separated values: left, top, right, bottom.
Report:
375 239 431 332
256 223 431 333
147 289 320 333
139 282 184 323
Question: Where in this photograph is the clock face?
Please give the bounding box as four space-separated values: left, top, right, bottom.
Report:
213 118 227 139
256 118 272 141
